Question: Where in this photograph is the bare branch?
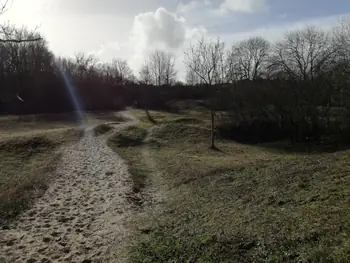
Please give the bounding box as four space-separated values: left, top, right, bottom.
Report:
269 25 335 80
226 37 270 81
145 50 177 86
184 37 225 86
0 1 42 43
0 37 42 43
0 0 12 16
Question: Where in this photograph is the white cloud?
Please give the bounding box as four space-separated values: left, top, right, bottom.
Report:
89 42 121 61
219 0 267 13
130 7 186 51
128 7 206 75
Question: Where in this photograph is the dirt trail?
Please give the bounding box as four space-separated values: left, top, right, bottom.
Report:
0 113 137 263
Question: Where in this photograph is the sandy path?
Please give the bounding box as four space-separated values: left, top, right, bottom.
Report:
0 114 137 263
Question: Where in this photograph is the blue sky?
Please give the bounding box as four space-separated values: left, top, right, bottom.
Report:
178 0 350 34
270 0 350 20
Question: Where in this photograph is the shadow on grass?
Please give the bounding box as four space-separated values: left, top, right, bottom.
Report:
258 140 350 154
217 133 350 154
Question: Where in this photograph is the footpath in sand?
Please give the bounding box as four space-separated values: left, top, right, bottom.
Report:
0 114 137 263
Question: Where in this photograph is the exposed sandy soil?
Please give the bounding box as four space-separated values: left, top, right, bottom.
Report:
0 113 137 263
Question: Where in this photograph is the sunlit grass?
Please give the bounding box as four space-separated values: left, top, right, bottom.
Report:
110 106 350 263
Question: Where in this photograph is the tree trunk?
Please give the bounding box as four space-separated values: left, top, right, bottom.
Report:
211 110 215 149
145 108 156 124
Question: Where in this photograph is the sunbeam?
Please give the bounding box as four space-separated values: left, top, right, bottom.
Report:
56 63 86 125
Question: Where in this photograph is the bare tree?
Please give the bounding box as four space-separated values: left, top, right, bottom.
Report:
334 18 350 59
267 26 339 141
139 64 152 85
138 63 156 122
148 50 177 86
0 26 53 108
227 37 270 81
269 26 336 80
111 59 134 85
186 66 202 85
185 37 225 148
163 53 177 86
74 53 97 80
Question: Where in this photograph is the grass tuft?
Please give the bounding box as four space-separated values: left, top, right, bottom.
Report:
108 126 149 203
93 124 114 136
109 126 147 148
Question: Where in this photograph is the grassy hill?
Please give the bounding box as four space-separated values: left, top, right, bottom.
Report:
109 105 350 263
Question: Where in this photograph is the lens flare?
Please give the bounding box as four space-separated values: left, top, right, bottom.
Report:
56 63 85 125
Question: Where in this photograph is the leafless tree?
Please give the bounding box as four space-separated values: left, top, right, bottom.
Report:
226 37 270 81
0 26 53 106
148 50 177 86
186 66 202 85
73 53 97 80
334 18 350 60
184 37 225 148
111 59 134 85
137 63 156 122
269 26 336 80
266 26 339 141
139 64 152 85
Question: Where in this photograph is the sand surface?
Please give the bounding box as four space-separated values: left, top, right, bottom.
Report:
0 113 137 263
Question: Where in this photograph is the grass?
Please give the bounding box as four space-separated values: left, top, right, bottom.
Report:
108 106 350 263
108 126 149 202
0 111 123 139
129 109 180 125
88 111 128 123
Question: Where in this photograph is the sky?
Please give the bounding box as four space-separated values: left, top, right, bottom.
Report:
1 0 350 80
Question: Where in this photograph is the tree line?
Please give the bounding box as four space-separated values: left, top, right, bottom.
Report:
183 21 350 147
1 1 350 146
